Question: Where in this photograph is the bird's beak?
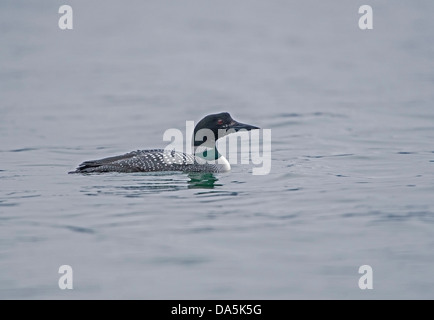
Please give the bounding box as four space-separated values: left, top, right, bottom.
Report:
228 121 260 132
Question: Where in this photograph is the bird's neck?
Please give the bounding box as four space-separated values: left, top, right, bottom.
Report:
193 132 222 161
194 145 221 161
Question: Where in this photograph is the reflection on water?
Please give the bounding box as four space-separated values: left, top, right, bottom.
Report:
79 172 221 197
187 173 220 189
80 174 185 196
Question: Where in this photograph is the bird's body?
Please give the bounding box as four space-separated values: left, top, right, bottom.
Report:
72 149 230 174
70 112 258 174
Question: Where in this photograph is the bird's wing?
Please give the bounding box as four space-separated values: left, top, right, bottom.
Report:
70 149 198 173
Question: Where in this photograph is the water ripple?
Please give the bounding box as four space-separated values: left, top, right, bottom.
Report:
63 225 95 234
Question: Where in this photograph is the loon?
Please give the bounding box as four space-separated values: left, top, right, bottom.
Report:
69 112 259 174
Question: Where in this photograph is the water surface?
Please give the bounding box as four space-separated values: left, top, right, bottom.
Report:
1 0 434 299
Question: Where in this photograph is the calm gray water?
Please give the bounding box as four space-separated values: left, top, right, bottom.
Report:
1 0 434 299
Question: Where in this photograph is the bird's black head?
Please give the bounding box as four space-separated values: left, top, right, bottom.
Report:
193 112 259 147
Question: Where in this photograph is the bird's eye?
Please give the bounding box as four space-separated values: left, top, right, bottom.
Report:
217 119 223 125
